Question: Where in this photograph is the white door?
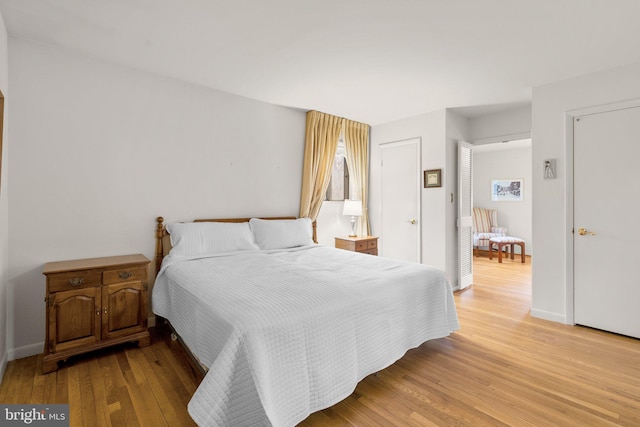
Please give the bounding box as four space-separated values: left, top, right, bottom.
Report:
380 138 420 262
574 106 640 339
458 142 473 290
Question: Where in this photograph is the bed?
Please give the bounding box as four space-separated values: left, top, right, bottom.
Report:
152 216 459 426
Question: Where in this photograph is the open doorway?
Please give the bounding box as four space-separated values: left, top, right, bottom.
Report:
472 138 532 262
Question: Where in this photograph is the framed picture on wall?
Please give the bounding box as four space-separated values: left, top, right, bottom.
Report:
424 169 442 188
491 179 523 201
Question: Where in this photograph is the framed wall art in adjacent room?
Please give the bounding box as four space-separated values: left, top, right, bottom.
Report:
491 179 523 201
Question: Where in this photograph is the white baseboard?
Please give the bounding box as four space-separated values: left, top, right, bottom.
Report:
0 351 8 384
6 319 159 366
8 342 44 361
530 308 567 324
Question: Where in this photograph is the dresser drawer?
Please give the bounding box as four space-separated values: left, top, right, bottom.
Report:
48 270 102 293
103 267 146 284
335 236 379 256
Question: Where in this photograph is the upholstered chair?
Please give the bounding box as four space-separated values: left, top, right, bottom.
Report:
472 207 507 256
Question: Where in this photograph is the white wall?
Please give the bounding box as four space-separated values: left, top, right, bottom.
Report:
0 10 9 380
370 104 534 291
7 38 306 357
445 110 470 282
532 62 640 323
315 201 352 246
473 144 532 254
468 104 532 145
370 110 471 289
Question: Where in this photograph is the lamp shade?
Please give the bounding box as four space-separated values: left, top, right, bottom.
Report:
343 199 362 217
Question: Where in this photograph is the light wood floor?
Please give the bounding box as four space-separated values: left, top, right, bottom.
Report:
1 255 639 426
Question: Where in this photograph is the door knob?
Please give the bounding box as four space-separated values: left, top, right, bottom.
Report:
408 219 417 224
577 227 595 236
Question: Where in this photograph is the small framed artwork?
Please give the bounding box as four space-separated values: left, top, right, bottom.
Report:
491 179 523 201
424 169 442 188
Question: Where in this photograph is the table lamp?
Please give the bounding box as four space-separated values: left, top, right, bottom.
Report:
343 199 362 237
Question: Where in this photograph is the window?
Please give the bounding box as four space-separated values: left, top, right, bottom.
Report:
325 141 349 201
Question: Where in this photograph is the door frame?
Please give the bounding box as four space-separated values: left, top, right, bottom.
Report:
458 141 474 290
565 98 640 325
379 137 422 261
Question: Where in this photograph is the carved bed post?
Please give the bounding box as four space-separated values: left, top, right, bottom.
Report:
312 221 318 244
155 216 165 273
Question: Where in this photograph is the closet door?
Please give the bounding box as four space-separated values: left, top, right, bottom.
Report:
574 106 640 338
380 138 421 262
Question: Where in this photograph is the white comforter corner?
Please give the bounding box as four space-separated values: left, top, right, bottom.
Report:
152 245 459 426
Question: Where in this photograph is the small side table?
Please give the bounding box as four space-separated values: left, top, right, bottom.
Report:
489 237 525 263
335 236 378 255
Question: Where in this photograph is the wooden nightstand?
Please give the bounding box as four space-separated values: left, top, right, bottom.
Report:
335 236 379 255
42 254 151 373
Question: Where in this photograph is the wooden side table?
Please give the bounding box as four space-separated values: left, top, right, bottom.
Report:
335 236 379 255
42 254 151 373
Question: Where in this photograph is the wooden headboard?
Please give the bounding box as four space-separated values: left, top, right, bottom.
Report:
155 216 318 273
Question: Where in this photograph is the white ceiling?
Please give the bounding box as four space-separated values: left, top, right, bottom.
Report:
1 0 639 125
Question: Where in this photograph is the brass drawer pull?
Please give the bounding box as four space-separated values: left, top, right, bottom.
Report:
119 271 133 280
68 278 85 287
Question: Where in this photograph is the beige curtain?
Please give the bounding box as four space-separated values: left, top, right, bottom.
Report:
299 111 343 220
343 119 371 236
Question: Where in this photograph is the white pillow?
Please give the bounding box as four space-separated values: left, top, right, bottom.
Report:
166 222 258 258
249 218 314 250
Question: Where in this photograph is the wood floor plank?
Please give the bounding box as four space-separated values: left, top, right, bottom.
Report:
15 355 37 404
87 357 112 427
127 345 194 426
30 356 46 404
77 361 100 427
142 340 197 402
67 364 85 427
119 350 168 427
54 365 69 404
1 255 639 426
139 346 196 422
108 385 140 427
42 368 58 404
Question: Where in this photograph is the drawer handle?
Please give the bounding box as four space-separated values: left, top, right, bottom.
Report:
119 271 132 280
68 278 85 287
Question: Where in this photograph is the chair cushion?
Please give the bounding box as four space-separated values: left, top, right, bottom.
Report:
474 232 504 246
489 236 524 243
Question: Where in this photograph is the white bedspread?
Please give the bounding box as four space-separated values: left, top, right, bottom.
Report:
152 245 459 426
